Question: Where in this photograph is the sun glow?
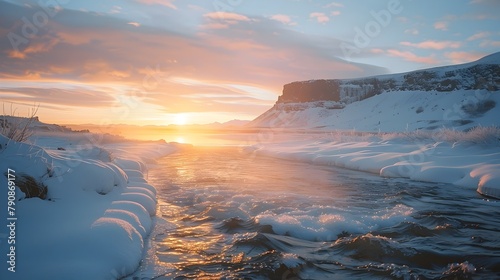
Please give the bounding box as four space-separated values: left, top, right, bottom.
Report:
173 113 188 126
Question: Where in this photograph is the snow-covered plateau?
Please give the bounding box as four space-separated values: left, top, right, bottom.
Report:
249 52 500 131
0 120 180 280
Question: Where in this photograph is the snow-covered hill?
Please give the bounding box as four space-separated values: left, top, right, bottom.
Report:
249 52 500 131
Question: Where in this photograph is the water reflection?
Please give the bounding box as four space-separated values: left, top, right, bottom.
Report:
114 126 328 146
129 146 500 279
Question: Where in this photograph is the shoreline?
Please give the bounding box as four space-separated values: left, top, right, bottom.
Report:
248 132 500 199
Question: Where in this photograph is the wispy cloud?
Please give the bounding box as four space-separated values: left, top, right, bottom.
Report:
434 21 448 31
467 31 490 41
128 22 141 27
386 49 439 64
404 28 419 35
444 51 484 64
469 0 500 5
135 0 176 10
324 2 344 8
204 12 250 22
400 40 461 50
479 40 500 47
0 86 116 108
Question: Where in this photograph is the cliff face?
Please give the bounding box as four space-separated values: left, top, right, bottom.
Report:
278 80 341 103
275 56 500 106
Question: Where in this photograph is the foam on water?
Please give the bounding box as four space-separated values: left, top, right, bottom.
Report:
255 203 413 241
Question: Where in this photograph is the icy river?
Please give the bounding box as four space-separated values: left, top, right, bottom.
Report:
130 144 500 279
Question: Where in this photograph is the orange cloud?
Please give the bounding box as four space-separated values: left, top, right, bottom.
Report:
445 51 484 64
204 12 250 22
7 36 60 59
387 49 439 64
400 40 461 50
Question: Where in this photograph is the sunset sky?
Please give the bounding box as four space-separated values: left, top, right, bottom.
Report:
0 0 499 126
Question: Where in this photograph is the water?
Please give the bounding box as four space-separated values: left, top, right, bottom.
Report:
132 145 500 280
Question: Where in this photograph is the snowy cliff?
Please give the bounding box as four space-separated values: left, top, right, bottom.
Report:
250 52 500 131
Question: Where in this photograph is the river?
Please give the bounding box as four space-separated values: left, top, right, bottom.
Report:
129 142 500 279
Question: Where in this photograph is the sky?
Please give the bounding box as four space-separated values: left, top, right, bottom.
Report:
0 0 499 126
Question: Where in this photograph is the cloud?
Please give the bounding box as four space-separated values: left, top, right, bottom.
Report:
6 33 60 60
433 21 448 31
270 14 295 25
310 12 329 23
444 51 484 64
467 31 490 41
469 0 500 5
400 40 461 50
204 12 250 22
386 50 439 64
370 48 385 54
135 0 176 10
324 2 344 8
0 86 116 108
128 22 141 27
404 28 419 35
479 40 500 47
0 1 387 122
331 11 341 16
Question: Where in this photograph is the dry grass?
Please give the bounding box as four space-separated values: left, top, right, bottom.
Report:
0 104 39 142
327 126 500 146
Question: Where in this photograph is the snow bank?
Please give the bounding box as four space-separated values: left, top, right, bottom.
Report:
247 131 500 199
0 133 178 280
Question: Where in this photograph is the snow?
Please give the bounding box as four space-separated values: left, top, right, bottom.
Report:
0 130 179 280
247 129 500 199
250 89 500 131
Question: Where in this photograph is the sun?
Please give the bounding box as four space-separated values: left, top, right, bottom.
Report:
173 113 188 126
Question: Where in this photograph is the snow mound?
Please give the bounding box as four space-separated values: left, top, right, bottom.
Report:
0 132 178 280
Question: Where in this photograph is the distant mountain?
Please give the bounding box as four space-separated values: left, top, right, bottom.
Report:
249 52 500 131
